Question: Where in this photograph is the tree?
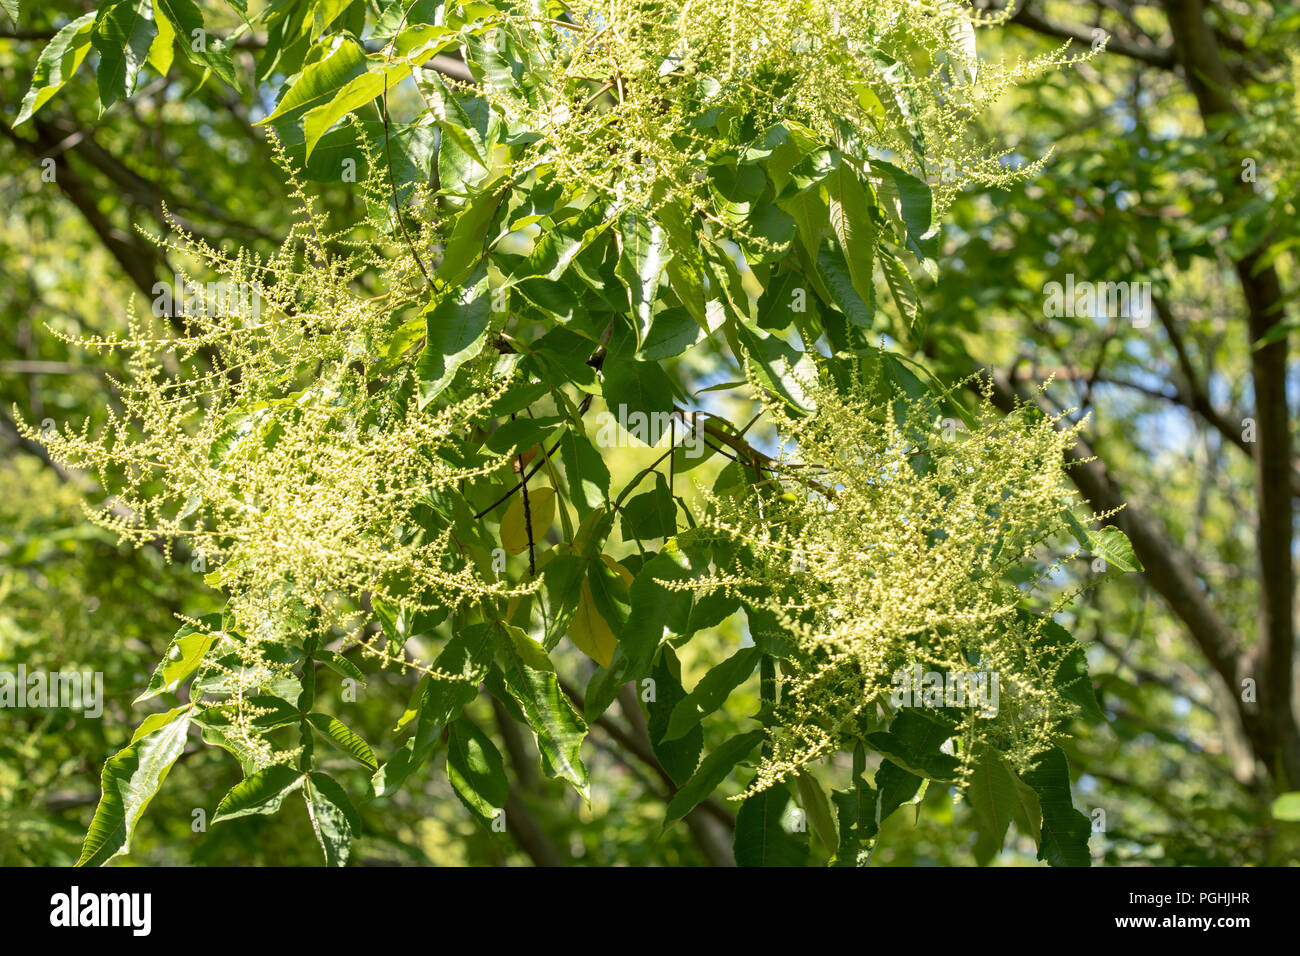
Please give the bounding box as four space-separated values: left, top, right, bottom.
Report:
919 0 1300 863
1 0 1292 868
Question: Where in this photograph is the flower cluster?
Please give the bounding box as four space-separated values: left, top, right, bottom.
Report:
680 368 1099 793
20 141 520 767
474 0 1090 217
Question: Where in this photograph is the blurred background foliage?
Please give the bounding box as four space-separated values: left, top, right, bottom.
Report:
1 0 1298 865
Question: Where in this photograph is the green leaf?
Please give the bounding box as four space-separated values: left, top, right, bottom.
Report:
307 713 378 770
513 270 593 322
467 26 524 93
318 649 366 685
875 758 924 822
664 729 763 825
620 472 677 541
832 771 878 866
616 209 672 345
91 0 158 109
869 159 937 262
757 269 811 332
674 587 740 644
1064 512 1143 572
810 240 874 330
582 540 714 721
192 693 300 731
734 784 809 866
135 614 220 702
867 709 960 782
647 646 703 785
602 354 677 423
1022 747 1091 867
826 162 878 305
523 327 599 392
666 254 710 329
152 0 238 88
1270 792 1300 822
499 620 555 672
640 307 702 360
738 600 795 660
15 12 98 126
1009 772 1043 846
146 0 175 76
416 270 492 407
300 42 456 160
446 716 509 829
372 704 440 798
943 0 979 84
794 769 839 852
1021 609 1105 725
492 638 589 795
394 673 432 734
376 119 438 204
779 185 829 262
619 547 692 674
302 71 390 159
664 645 759 742
559 428 610 517
744 200 797 264
531 552 588 650
730 320 817 414
438 182 507 287
212 764 305 822
879 246 924 343
371 623 496 796
567 572 620 669
482 415 562 457
260 39 366 125
77 705 193 866
392 22 459 60
372 0 441 44
304 772 360 867
966 749 1039 865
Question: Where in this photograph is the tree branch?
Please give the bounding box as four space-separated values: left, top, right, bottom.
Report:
1161 0 1299 786
978 369 1262 764
1004 0 1176 68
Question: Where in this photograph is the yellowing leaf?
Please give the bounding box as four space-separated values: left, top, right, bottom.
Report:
146 2 175 78
500 486 555 555
568 579 618 668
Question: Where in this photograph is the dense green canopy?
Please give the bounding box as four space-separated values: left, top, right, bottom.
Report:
0 0 1296 867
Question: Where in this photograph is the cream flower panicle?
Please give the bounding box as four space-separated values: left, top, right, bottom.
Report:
671 365 1109 795
19 134 530 768
466 0 1091 228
